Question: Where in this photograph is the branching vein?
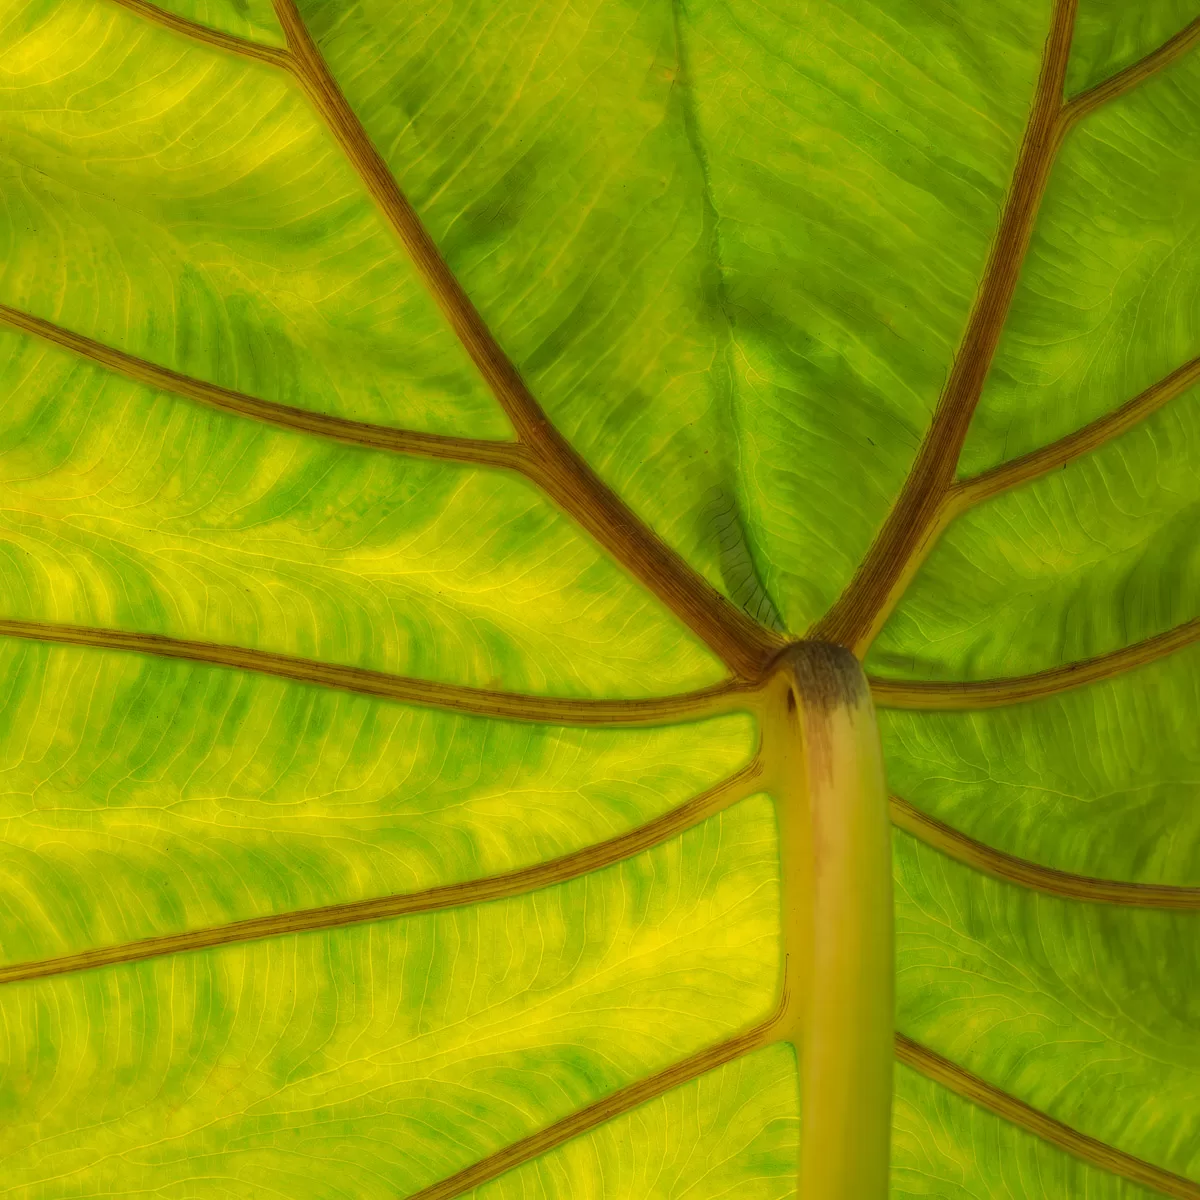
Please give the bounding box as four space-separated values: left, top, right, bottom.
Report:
0 304 529 472
809 0 1079 655
404 994 789 1200
0 760 762 986
811 7 1200 657
107 0 291 68
264 0 784 677
93 0 786 677
950 355 1200 511
45 6 1200 1198
1064 16 1200 127
871 618 1200 710
898 1035 1200 1199
891 795 1200 908
0 619 749 725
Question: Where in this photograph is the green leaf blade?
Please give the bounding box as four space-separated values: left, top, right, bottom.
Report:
0 794 781 1196
0 0 1198 1195
676 0 1053 631
895 829 1200 1185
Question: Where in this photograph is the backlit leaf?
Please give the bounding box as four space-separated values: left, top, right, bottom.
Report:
0 0 1197 1197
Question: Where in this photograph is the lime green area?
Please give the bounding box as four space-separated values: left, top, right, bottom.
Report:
0 795 781 1197
0 0 1197 1195
964 55 1200 474
872 394 1200 681
471 1044 798 1199
893 1066 1161 1200
297 0 774 614
0 639 755 963
154 0 285 44
880 647 1200 886
678 0 1048 632
0 0 503 437
1068 0 1198 95
895 831 1200 1184
0 333 722 696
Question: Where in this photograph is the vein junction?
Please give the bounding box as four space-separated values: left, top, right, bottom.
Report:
811 2 1200 660
0 2 1196 1198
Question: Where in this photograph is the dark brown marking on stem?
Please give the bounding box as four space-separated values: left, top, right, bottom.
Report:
405 992 789 1200
870 618 1200 710
267 0 785 678
810 0 1078 654
0 620 750 726
1064 17 1200 128
0 304 530 473
951 355 1200 510
891 796 1200 909
779 640 869 714
0 761 762 986
776 641 892 1197
897 1035 1200 1199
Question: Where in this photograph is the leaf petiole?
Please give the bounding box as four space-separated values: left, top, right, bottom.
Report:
766 642 894 1197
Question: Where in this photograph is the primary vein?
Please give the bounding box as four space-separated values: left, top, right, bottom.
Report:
93 0 787 678
813 7 1200 657
0 619 749 725
810 0 1079 655
265 0 785 678
0 761 761 986
870 617 1200 710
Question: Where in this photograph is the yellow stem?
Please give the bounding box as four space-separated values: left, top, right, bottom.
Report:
767 642 893 1197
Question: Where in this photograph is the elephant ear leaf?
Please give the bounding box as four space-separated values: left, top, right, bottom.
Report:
0 1 1198 1198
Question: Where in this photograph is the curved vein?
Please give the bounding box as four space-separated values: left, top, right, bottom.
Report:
952 355 1200 510
810 0 1078 655
107 0 292 68
263 0 785 679
1065 17 1200 127
897 1035 1200 1199
0 619 750 725
871 618 1200 710
405 996 788 1200
873 619 1200 710
891 795 1200 909
0 760 762 987
99 0 785 678
0 304 529 472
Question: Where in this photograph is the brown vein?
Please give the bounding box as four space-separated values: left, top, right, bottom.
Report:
100 0 786 678
891 795 1200 909
0 760 762 987
1064 16 1200 128
265 0 785 679
951 355 1200 511
871 618 1200 710
0 620 750 726
0 304 530 473
406 994 789 1200
810 0 1078 655
897 1035 1200 1199
106 0 292 69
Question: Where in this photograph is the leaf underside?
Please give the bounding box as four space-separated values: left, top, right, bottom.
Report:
0 0 1198 1198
